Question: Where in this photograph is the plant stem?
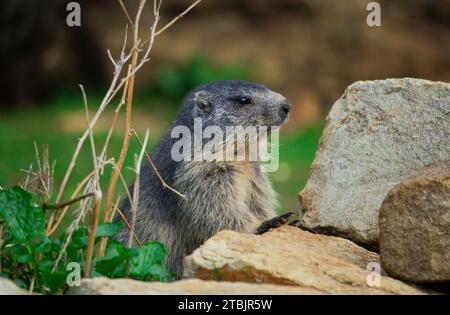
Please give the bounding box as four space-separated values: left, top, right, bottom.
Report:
84 192 101 278
100 0 147 257
43 193 95 211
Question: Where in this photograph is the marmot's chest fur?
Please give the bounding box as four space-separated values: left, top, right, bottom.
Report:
174 160 278 235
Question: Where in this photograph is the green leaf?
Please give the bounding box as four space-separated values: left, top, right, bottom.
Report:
95 222 124 238
34 237 52 254
93 240 129 278
41 270 67 294
129 242 169 281
3 244 33 264
0 186 45 243
68 223 124 252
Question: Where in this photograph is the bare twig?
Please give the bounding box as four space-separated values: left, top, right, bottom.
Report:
52 178 96 272
21 164 33 191
114 204 142 246
154 0 203 36
127 130 149 248
81 84 103 278
50 25 132 214
43 193 95 211
132 130 187 199
100 0 149 256
84 191 102 277
29 274 35 293
117 0 134 27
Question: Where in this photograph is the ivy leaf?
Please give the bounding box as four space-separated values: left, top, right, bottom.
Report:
93 241 129 278
0 186 46 243
129 242 170 281
69 223 124 250
95 223 124 239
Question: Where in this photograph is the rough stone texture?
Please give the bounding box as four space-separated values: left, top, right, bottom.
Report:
70 278 317 295
183 226 425 294
0 278 28 295
379 160 450 283
297 78 450 247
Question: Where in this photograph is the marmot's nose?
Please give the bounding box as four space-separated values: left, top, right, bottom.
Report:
280 101 291 115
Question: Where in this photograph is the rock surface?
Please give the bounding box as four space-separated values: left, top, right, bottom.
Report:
70 278 318 295
183 226 425 294
379 160 450 283
0 278 28 295
297 78 450 247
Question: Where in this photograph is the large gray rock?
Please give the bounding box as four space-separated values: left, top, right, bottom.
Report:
70 278 317 295
184 226 425 294
298 78 450 247
379 160 450 283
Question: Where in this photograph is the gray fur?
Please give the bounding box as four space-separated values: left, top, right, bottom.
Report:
116 80 291 278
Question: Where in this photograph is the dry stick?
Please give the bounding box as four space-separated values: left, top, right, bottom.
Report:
109 196 121 223
33 143 47 197
43 193 95 211
48 47 129 236
46 25 134 232
132 130 187 199
52 178 96 272
100 0 148 256
128 130 149 248
103 0 205 107
154 0 203 36
50 81 127 235
47 169 96 236
114 204 142 246
29 274 35 294
117 0 134 27
98 80 129 166
81 85 103 278
84 193 101 277
22 164 33 191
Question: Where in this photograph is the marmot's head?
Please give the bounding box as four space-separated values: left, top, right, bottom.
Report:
187 80 291 129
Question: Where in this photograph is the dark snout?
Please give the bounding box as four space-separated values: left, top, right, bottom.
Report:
279 99 291 122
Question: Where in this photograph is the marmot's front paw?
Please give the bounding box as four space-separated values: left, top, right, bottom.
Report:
256 212 297 235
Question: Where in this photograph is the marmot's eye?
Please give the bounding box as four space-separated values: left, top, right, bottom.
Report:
237 97 252 106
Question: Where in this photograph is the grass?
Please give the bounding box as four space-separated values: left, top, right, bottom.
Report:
0 104 324 225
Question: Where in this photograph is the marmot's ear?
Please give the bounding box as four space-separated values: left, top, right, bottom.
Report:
194 91 212 113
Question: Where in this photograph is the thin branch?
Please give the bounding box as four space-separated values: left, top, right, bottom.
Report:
114 204 142 246
51 24 132 211
132 129 187 199
47 166 100 236
154 0 203 36
127 130 149 248
117 0 134 27
101 0 149 255
82 83 103 278
43 193 96 211
84 191 102 277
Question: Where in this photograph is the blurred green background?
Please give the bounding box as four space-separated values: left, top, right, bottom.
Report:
1 0 449 220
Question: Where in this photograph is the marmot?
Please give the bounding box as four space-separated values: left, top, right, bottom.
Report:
117 80 291 278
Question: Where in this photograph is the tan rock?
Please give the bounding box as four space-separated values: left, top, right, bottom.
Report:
0 278 29 295
297 78 450 247
183 226 425 294
379 160 450 283
70 278 317 295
